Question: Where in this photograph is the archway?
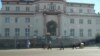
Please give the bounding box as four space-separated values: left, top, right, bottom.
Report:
46 20 57 36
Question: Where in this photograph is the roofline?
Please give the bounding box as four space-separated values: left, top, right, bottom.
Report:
67 2 94 6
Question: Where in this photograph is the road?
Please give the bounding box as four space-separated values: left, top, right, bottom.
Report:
0 47 100 56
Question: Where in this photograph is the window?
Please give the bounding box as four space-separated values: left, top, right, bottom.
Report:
79 19 83 24
16 6 20 11
79 9 83 13
15 17 18 23
5 28 10 37
87 9 90 13
5 17 10 23
96 19 100 25
70 18 74 24
88 29 92 37
25 17 30 23
26 7 30 12
5 6 10 11
25 28 30 37
88 19 92 24
34 30 38 36
58 6 60 10
70 29 75 36
70 9 73 13
49 3 55 11
15 28 20 37
64 30 67 36
80 29 84 37
44 5 46 9
96 29 100 35
35 4 39 12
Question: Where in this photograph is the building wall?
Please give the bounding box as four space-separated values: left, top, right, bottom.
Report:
60 14 99 40
0 0 100 41
0 13 44 38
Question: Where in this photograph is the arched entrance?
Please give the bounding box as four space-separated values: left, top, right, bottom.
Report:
46 20 57 36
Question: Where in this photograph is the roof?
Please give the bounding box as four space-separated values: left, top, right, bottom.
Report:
67 2 94 6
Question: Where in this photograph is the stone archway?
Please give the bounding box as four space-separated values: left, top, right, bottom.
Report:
46 20 57 36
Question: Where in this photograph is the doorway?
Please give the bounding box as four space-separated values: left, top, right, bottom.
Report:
46 21 57 36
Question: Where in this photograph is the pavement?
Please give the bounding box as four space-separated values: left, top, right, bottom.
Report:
0 47 100 56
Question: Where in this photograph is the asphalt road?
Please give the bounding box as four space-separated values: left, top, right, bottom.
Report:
0 47 100 56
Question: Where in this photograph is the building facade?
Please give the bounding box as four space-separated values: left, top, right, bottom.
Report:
0 0 100 47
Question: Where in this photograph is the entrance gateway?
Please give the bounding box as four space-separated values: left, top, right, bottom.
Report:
46 20 57 36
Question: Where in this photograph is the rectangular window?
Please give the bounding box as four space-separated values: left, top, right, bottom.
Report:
16 6 20 11
96 19 100 25
26 7 30 12
25 17 30 23
6 6 10 11
79 19 83 24
49 3 55 11
88 29 92 37
80 29 84 37
44 5 46 9
79 9 83 13
5 17 10 23
15 17 18 23
70 9 73 13
15 28 20 37
34 30 38 36
35 4 39 12
88 19 92 24
87 9 90 13
58 6 60 10
64 30 67 36
70 19 74 24
5 28 10 37
70 29 75 36
25 28 30 37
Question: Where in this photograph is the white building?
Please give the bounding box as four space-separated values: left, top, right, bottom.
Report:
0 0 100 47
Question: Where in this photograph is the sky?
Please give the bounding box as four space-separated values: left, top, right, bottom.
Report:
0 0 100 13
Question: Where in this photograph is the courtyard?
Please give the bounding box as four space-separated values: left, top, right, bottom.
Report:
0 47 100 56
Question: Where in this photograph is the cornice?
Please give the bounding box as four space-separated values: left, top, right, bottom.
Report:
2 0 66 5
65 13 100 17
1 12 100 17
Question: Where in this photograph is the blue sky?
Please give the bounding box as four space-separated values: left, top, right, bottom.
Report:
0 0 100 13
